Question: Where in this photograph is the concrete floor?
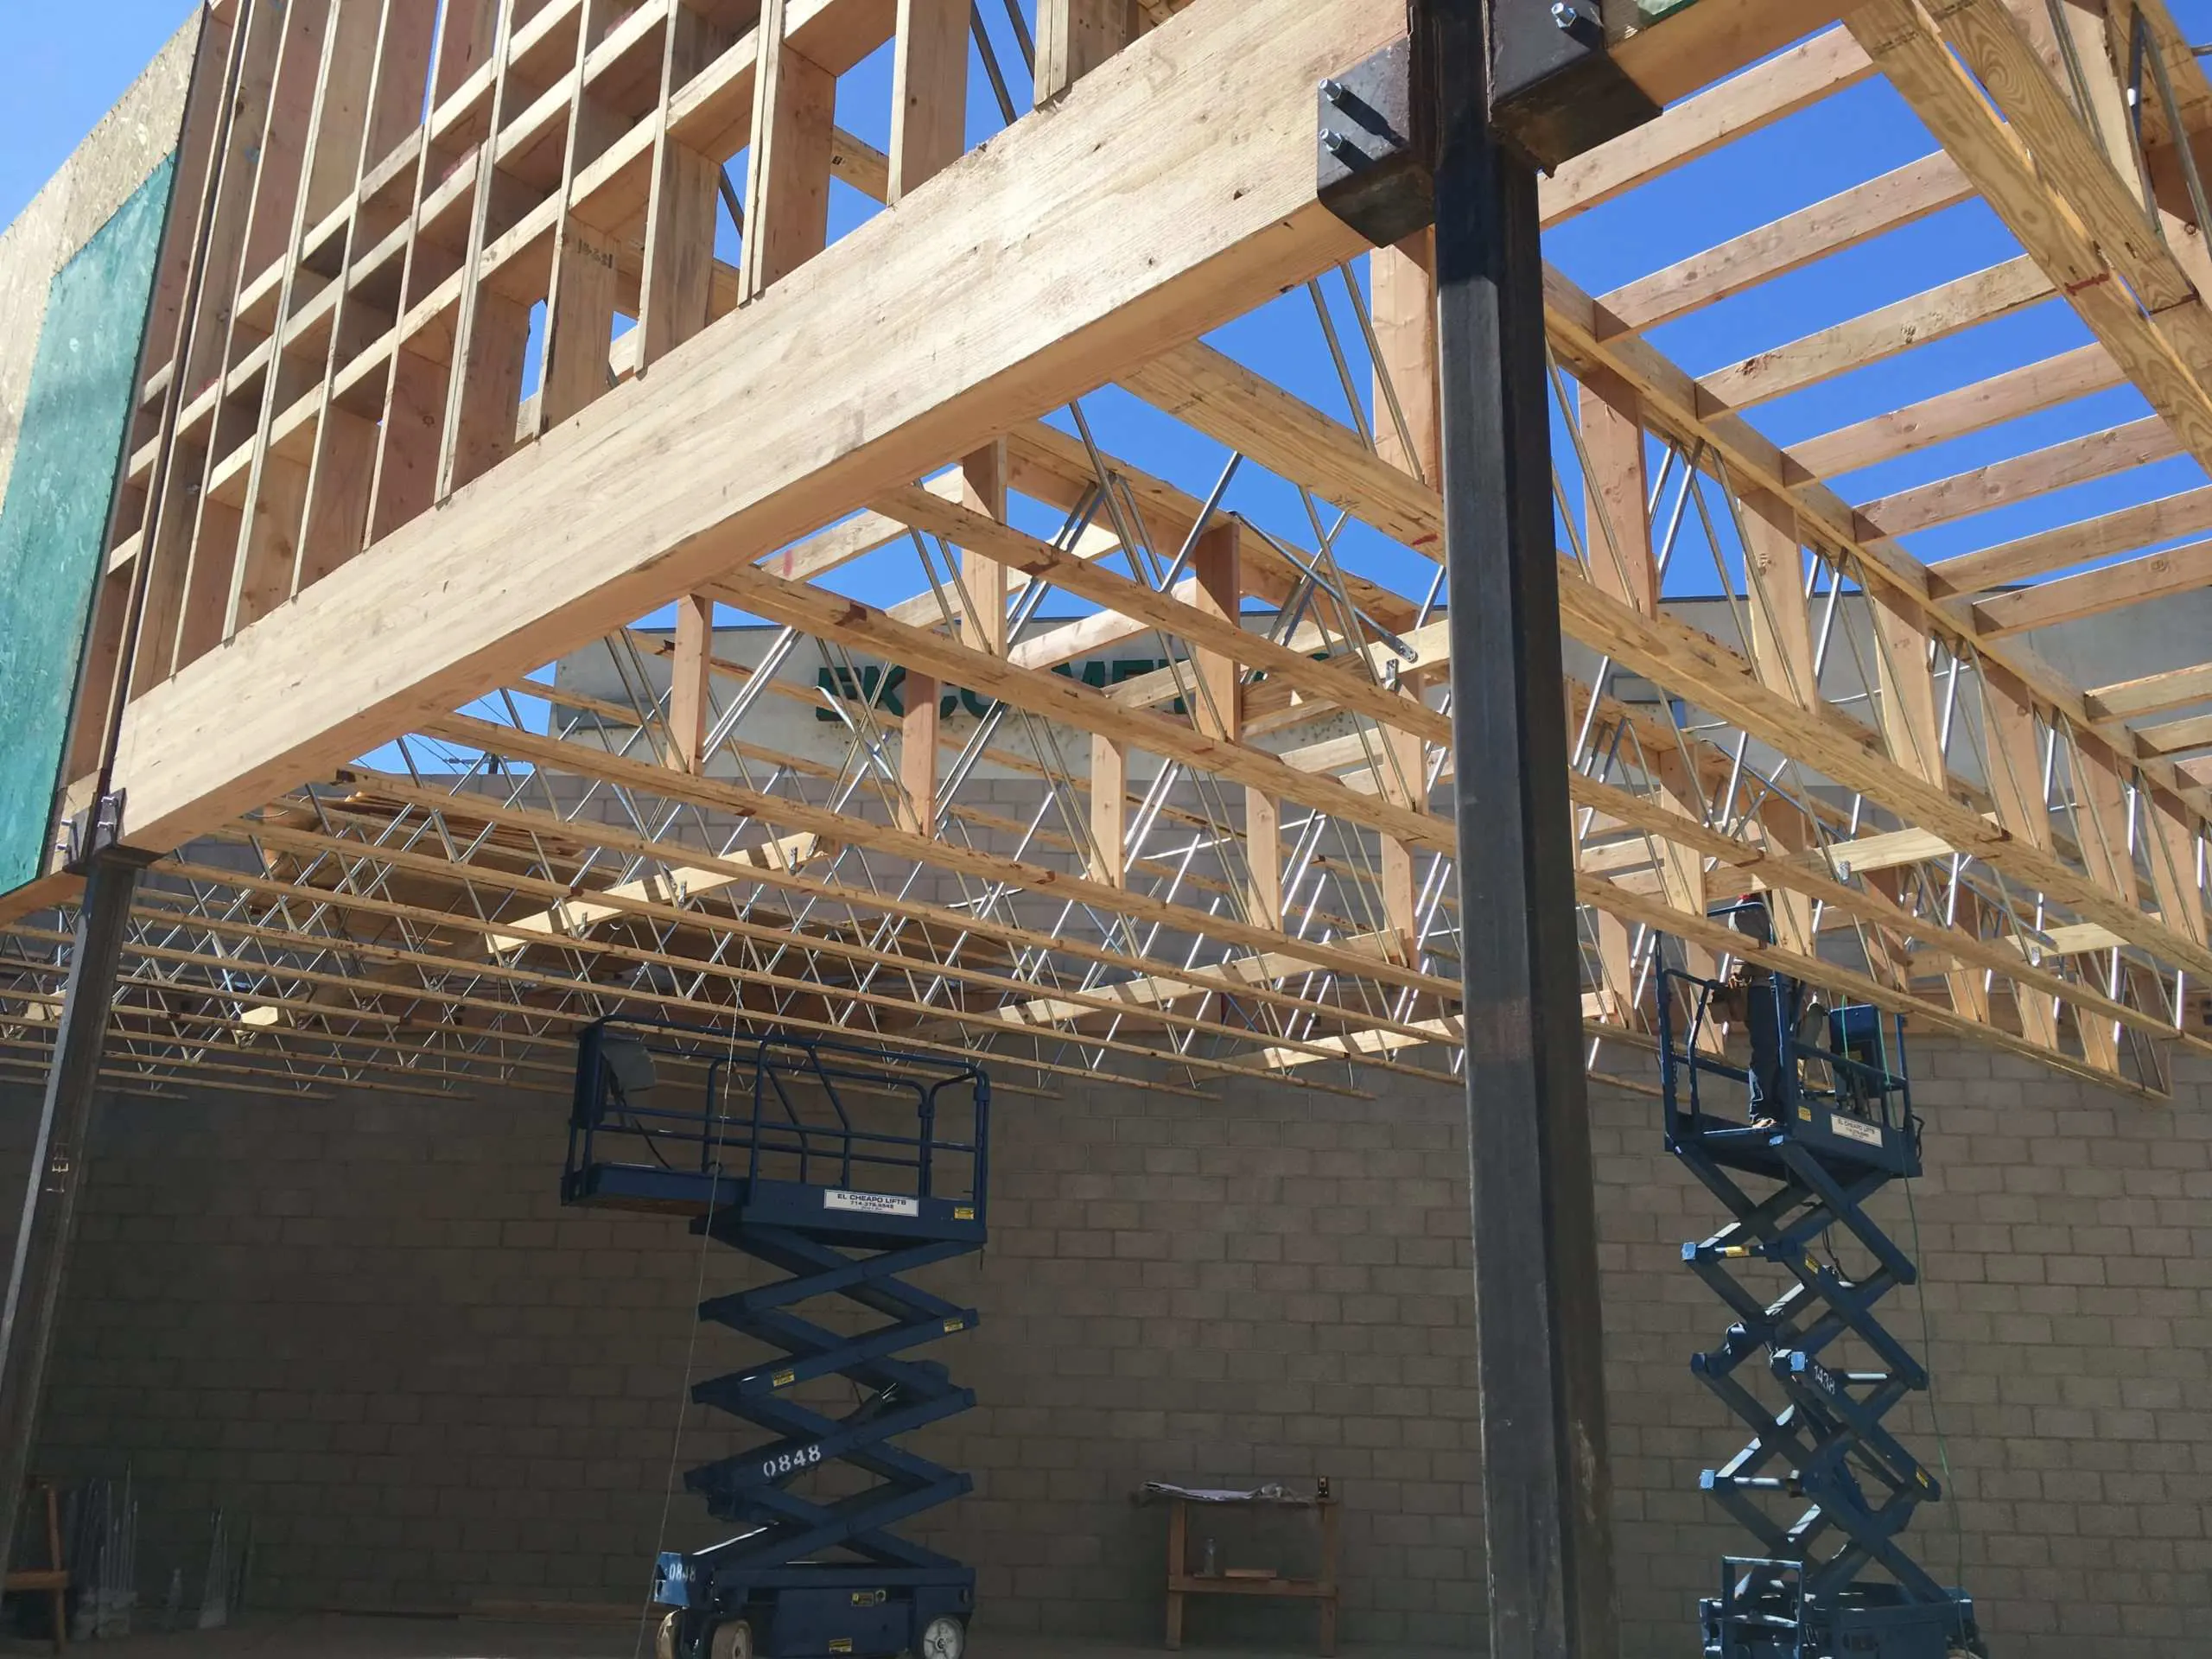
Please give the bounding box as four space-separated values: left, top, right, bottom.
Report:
0 1613 1460 1659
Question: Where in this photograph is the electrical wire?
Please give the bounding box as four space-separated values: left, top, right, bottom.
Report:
1903 1171 1972 1643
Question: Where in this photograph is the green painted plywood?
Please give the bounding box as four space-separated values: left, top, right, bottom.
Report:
0 154 176 893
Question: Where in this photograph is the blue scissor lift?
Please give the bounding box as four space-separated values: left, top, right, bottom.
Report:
1657 903 1984 1659
563 1020 988 1659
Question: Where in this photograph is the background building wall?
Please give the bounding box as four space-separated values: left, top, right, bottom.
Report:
4 1040 2206 1656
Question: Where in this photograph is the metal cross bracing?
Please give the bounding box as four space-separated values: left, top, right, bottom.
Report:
10 0 2212 1108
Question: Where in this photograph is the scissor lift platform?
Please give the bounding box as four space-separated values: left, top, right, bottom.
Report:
1658 911 1983 1659
564 1020 988 1659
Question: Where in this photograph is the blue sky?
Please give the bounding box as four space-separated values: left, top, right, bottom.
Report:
9 1 2212 681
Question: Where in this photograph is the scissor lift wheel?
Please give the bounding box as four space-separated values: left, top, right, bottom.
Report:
569 1023 988 1659
659 1616 756 1659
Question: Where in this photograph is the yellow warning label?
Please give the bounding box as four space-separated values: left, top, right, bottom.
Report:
830 1642 854 1654
944 1318 966 1333
772 1370 796 1389
953 1205 975 1220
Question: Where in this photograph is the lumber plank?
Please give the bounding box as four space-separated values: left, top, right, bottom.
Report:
1858 416 2181 538
888 0 967 203
2140 712 2212 756
1973 536 2212 635
1700 257 2051 410
1035 0 1134 102
739 0 836 299
1610 0 1848 106
875 487 1450 746
1932 482 2212 593
1598 151 1973 334
1541 25 1872 226
1794 342 2123 478
2086 660 2212 723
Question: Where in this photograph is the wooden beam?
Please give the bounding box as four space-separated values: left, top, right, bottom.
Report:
1974 536 2212 635
888 0 967 204
1034 0 1134 102
638 3 727 369
1933 483 2212 593
2146 790 2209 947
1582 867 2161 1097
1541 25 1872 226
1849 0 2212 481
1543 258 2212 906
1370 232 1440 485
2087 660 2212 723
1244 785 1281 929
1122 340 1440 554
1375 722 1425 961
878 486 1449 745
1700 256 2052 410
1554 558 2212 979
1794 341 2123 478
899 671 938 836
957 441 1009 655
1598 151 1972 334
669 593 715 771
1579 370 1656 613
2141 711 2212 756
1858 416 2181 538
1189 519 1242 740
739 0 835 300
1741 486 1818 711
1090 733 1126 885
1610 0 1849 107
251 800 1453 1053
697 543 1450 855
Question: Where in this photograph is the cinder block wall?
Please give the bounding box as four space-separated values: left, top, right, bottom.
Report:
6 1042 2208 1656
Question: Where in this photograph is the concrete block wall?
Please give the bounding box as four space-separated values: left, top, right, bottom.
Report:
3 1040 2207 1656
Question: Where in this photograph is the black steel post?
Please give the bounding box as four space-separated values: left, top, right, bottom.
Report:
0 847 149 1575
1421 3 1621 1654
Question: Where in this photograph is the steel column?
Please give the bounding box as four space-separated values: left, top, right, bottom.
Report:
0 847 149 1575
1421 3 1621 1654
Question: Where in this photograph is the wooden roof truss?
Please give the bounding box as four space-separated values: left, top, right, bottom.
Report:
4 0 2211 1103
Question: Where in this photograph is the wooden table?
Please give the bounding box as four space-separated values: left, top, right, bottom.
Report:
4 1481 68 1652
1148 1484 1338 1656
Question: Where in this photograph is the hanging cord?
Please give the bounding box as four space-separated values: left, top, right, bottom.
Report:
635 1033 740 1659
1902 1171 1970 1639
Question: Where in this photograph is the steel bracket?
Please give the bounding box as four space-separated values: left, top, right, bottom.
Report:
1491 0 1659 170
60 791 156 875
1317 41 1432 249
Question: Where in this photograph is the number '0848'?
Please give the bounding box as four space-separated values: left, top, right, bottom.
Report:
762 1444 824 1480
